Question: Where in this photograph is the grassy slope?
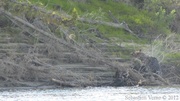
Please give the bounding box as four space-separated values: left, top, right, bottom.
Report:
25 0 180 64
30 0 153 40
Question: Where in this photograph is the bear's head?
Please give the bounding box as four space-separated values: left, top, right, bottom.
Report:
131 49 146 61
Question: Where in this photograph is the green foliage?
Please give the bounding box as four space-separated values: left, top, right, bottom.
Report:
166 53 180 60
154 6 176 29
165 52 180 67
82 8 106 21
72 8 78 20
7 0 179 61
27 0 174 38
144 0 176 31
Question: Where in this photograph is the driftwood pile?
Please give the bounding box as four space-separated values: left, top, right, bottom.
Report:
0 0 172 87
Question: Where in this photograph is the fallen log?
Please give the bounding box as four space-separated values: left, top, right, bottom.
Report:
143 73 169 85
78 18 134 34
51 78 77 87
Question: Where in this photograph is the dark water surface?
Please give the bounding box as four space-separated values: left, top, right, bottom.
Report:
0 86 180 101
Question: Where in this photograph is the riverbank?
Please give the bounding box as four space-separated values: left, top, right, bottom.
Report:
0 0 180 88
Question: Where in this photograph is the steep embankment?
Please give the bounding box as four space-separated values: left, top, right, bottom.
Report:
0 19 117 87
0 0 179 87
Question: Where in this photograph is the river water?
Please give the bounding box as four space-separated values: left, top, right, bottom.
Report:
0 86 180 101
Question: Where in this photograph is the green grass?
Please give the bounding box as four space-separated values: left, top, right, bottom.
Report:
166 53 180 60
27 0 153 47
22 0 173 37
29 0 155 26
165 53 180 67
31 1 168 34
18 0 178 61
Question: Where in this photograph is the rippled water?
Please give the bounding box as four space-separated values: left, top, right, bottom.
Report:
0 86 180 101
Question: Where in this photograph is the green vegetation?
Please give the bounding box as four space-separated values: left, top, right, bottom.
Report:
5 0 180 64
27 0 176 39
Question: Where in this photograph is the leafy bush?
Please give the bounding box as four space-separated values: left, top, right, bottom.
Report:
144 0 176 30
81 8 106 21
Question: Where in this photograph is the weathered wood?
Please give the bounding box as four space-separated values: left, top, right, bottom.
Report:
2 9 147 86
143 73 169 85
51 78 77 87
78 18 134 34
2 9 110 68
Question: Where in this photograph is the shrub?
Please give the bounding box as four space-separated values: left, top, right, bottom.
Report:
144 0 176 30
143 34 180 63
